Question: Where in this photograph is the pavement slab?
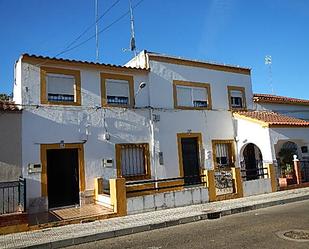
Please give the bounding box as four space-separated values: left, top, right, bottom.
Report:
0 187 309 249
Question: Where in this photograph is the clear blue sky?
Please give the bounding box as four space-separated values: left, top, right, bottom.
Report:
1 0 309 98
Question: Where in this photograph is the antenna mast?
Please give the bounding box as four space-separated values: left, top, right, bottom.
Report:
129 0 137 57
95 0 99 62
265 55 274 94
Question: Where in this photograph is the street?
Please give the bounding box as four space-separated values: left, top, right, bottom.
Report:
66 199 309 249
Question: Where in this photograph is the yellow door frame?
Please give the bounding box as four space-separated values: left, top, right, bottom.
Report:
40 143 85 198
177 133 203 178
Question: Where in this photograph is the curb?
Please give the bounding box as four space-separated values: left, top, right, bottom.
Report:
25 194 309 249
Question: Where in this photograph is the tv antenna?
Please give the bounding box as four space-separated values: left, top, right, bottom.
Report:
265 55 274 94
123 0 138 57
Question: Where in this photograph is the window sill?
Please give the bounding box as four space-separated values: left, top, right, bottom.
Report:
175 105 212 110
41 100 81 106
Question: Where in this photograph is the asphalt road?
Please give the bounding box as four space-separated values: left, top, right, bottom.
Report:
66 199 309 249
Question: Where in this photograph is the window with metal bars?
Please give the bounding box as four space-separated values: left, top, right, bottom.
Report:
212 140 234 170
116 143 151 180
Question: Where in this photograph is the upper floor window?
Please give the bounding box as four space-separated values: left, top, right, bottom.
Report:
173 80 212 110
227 86 246 110
116 143 151 180
40 67 81 105
101 73 134 107
212 140 235 170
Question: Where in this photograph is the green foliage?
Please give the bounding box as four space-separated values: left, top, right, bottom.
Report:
0 93 12 101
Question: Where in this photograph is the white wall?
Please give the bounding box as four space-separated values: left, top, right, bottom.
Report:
243 178 272 197
148 60 253 110
255 102 309 121
127 186 209 214
0 112 22 181
235 118 273 162
270 127 309 160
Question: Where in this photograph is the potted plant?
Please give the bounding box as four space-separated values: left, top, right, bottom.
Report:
278 147 297 187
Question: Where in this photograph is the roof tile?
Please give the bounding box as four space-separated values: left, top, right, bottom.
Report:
0 101 21 112
235 111 309 127
253 93 309 105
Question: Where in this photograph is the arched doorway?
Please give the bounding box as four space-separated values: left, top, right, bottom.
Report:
242 143 263 181
277 141 299 178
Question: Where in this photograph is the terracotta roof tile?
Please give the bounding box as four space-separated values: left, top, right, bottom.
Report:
253 93 309 106
21 54 149 72
234 111 309 127
0 101 21 112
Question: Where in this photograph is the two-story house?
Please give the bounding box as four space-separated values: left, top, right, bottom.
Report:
13 51 278 214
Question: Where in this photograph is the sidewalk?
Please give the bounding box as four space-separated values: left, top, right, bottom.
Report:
1 187 309 249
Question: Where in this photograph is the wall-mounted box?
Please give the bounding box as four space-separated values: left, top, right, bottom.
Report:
28 163 42 173
103 158 113 168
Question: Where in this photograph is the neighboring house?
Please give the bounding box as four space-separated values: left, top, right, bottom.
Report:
254 93 309 121
0 101 22 182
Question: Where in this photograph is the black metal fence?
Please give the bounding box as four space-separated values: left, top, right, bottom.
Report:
126 175 207 195
0 177 26 215
241 167 269 181
300 160 309 183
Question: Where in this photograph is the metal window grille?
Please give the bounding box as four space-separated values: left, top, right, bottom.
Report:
216 143 230 168
120 144 149 179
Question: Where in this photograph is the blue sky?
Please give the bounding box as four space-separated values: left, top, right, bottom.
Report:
1 0 309 98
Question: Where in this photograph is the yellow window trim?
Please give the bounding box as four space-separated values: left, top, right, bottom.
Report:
101 73 135 108
115 143 151 181
40 143 85 198
173 80 212 110
40 67 81 106
227 86 247 111
212 139 236 170
177 133 203 177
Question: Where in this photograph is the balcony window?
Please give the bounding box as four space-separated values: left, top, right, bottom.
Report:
228 86 246 110
41 67 81 105
174 81 212 110
101 73 134 107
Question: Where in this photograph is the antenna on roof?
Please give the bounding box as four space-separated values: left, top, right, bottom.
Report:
95 0 99 62
129 0 137 57
265 55 274 94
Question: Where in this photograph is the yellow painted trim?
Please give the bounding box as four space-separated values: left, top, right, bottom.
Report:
177 133 203 178
233 113 270 127
206 170 216 202
40 67 81 106
148 55 251 75
267 164 277 192
100 72 135 108
211 139 236 170
227 86 247 111
23 55 149 74
109 178 127 216
173 80 212 110
232 167 243 198
40 143 85 197
115 143 151 180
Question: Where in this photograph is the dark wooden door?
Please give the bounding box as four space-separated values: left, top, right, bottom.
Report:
47 149 79 209
181 137 200 185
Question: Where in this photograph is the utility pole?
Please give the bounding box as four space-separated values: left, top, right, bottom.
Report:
95 0 99 62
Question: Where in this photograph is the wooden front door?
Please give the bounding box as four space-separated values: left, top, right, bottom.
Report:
46 148 80 209
180 137 201 185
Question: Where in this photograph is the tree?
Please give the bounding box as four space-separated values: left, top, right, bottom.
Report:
0 93 12 101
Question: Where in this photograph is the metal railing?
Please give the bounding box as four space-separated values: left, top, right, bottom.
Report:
241 167 269 181
0 177 26 215
300 160 309 183
126 175 207 195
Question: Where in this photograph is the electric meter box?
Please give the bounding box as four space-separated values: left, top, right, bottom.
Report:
28 163 42 173
103 158 113 168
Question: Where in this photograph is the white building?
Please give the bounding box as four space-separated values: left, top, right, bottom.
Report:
13 51 306 214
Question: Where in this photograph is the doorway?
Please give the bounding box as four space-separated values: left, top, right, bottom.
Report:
46 148 80 209
242 143 263 181
178 134 201 185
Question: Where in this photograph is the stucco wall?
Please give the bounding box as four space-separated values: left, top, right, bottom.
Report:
148 60 253 110
0 112 22 181
235 118 273 162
